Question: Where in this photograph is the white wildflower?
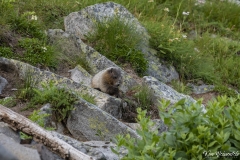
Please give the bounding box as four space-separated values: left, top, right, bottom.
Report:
42 47 47 52
194 47 200 53
148 0 154 2
195 0 206 5
182 34 187 38
182 11 190 16
31 15 38 21
164 8 169 12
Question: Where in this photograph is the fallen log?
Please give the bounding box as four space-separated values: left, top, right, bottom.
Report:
0 104 95 160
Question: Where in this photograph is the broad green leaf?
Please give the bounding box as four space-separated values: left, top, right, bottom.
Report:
223 132 230 143
234 121 240 129
208 141 218 147
165 134 176 146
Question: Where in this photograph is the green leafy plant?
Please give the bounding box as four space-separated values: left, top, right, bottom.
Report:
113 96 240 159
86 16 148 76
20 132 32 140
28 81 78 122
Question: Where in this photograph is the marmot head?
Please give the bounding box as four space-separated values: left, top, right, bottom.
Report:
107 67 122 87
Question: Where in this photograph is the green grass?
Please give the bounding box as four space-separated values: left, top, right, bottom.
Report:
0 0 239 95
86 16 148 76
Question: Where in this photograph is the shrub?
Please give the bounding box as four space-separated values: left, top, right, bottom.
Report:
86 16 148 76
113 96 240 159
28 81 78 122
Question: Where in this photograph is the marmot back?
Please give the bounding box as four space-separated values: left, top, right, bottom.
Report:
91 67 122 97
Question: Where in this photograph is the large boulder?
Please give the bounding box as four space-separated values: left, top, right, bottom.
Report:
0 124 41 160
143 76 206 112
64 2 179 83
67 98 139 141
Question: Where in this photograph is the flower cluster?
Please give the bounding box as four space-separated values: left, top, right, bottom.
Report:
182 11 190 16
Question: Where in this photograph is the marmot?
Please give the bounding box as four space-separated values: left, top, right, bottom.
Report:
91 67 122 97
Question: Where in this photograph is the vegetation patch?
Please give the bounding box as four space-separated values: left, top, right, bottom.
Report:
122 85 157 122
113 96 240 159
28 81 78 122
86 16 148 76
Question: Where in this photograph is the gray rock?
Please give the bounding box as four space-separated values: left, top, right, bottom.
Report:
0 122 19 142
146 49 179 82
83 141 127 160
68 65 92 86
0 133 41 160
0 76 8 94
67 98 139 141
51 131 106 160
39 145 63 160
143 76 206 112
0 144 19 160
151 119 168 134
187 83 215 94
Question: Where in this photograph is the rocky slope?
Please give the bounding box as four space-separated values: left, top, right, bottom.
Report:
0 2 215 160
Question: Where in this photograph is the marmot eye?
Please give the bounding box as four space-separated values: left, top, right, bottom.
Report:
113 76 117 79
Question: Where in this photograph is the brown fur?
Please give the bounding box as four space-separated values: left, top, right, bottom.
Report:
91 67 122 97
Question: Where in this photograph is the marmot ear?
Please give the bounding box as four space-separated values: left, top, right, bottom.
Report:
109 68 113 73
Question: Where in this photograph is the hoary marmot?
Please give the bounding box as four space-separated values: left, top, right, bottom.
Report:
91 67 122 97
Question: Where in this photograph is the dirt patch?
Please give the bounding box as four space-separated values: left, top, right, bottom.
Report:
52 62 71 78
0 65 35 117
123 64 143 84
191 92 218 106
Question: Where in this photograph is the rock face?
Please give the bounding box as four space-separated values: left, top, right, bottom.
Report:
187 83 215 94
0 123 41 160
64 2 179 83
0 76 8 94
83 141 127 160
68 65 92 86
67 98 139 141
143 76 206 112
